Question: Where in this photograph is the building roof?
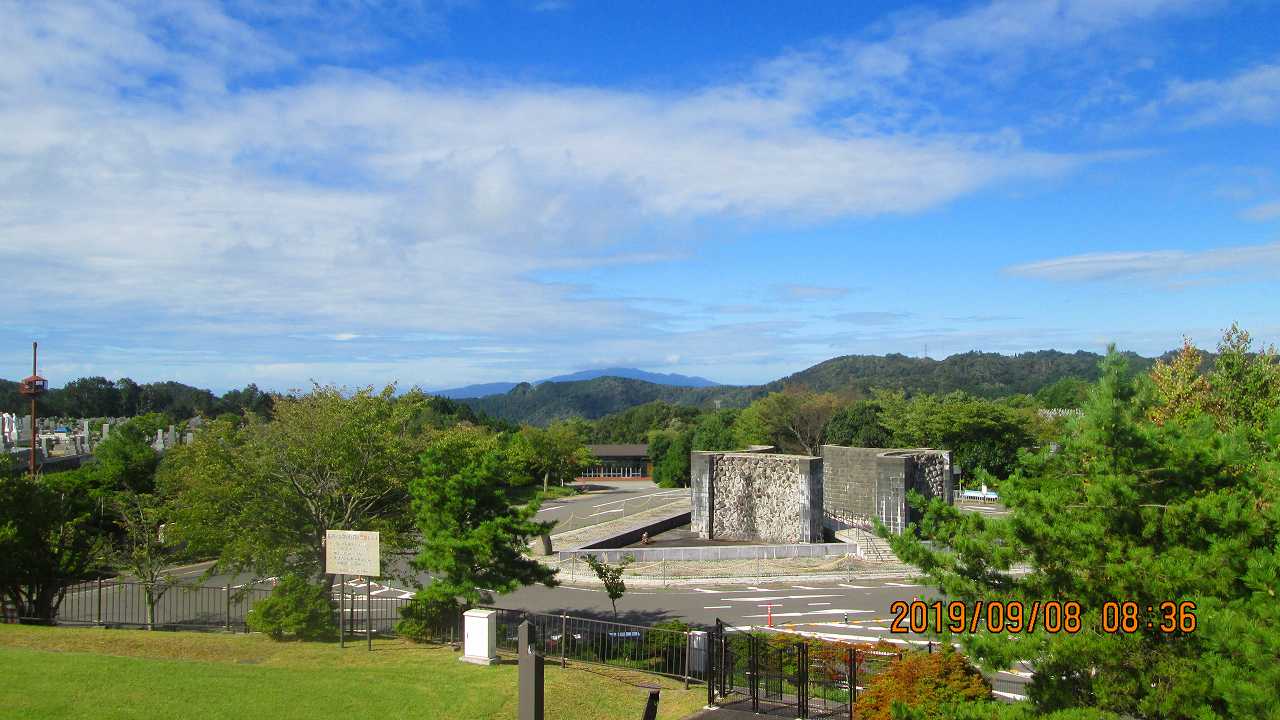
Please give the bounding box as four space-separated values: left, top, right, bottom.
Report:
587 443 649 459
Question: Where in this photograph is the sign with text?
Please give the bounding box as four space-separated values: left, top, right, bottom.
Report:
325 530 380 576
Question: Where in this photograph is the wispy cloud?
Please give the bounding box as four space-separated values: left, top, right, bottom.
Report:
1005 242 1280 284
1241 201 1280 222
834 311 913 325
774 285 855 302
1162 61 1280 127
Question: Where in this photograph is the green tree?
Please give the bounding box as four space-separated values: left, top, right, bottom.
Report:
162 386 423 586
406 426 557 611
62 376 122 417
1034 377 1093 410
0 471 106 622
583 553 634 617
692 409 738 451
875 391 1032 480
825 400 891 447
89 413 166 494
888 344 1280 718
511 421 594 492
110 491 180 630
751 388 841 455
649 426 693 487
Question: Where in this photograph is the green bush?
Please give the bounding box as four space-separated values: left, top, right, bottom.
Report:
395 591 460 643
245 575 335 641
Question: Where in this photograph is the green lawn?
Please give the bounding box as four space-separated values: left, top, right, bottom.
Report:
0 625 706 720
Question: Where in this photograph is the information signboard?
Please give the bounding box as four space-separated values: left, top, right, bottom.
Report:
325 530 380 576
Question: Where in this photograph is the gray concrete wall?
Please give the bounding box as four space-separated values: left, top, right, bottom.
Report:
558 542 859 564
695 452 823 544
690 452 713 536
823 446 954 535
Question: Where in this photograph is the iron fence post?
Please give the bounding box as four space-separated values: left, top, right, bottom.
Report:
223 584 231 632
95 578 103 625
706 628 716 706
749 634 759 713
560 614 567 668
799 641 809 719
847 648 855 720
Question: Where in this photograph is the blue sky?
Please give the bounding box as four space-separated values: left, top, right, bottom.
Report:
2 0 1279 393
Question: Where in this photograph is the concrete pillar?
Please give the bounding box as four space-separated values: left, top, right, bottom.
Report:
460 608 498 665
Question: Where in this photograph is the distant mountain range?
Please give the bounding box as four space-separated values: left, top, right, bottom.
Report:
432 367 721 399
460 349 1163 425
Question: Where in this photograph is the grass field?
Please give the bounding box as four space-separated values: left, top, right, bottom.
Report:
0 625 706 720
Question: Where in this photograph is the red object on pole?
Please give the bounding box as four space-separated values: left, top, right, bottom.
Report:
18 342 48 481
767 605 773 627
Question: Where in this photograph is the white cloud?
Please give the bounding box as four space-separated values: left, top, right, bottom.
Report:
835 312 913 325
1163 62 1280 127
774 285 855 302
1004 241 1280 283
0 0 1225 388
1241 200 1280 222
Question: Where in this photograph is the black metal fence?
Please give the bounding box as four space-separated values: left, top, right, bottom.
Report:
40 578 417 637
484 606 704 683
52 579 274 631
708 621 902 719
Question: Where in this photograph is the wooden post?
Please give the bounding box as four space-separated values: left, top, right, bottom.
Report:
641 690 660 720
339 574 345 648
518 621 544 720
223 584 231 632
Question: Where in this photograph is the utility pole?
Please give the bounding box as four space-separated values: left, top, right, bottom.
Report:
18 342 48 480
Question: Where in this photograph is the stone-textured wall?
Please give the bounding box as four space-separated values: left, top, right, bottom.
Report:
694 452 823 544
909 451 952 504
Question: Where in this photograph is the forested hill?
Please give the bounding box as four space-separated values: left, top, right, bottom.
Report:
462 377 751 425
766 350 1157 398
462 349 1163 424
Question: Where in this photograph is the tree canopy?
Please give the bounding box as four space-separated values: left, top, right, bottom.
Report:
887 330 1280 718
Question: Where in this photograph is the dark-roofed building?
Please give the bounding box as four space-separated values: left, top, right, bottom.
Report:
578 444 650 480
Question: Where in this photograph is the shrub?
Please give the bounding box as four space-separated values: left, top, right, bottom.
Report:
245 575 335 641
855 648 991 720
396 591 460 643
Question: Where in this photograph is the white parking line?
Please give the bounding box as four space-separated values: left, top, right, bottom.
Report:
807 602 831 606
838 584 873 589
724 595 841 602
884 582 921 588
703 606 732 610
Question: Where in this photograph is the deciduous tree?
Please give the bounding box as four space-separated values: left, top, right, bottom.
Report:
162 386 423 586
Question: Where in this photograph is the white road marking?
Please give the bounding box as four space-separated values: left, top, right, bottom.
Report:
838 584 873 589
807 602 832 606
703 606 732 610
792 585 821 590
884 582 921 588
584 508 624 518
723 594 840 602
